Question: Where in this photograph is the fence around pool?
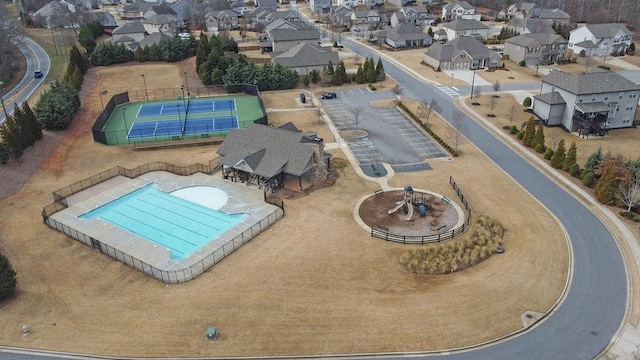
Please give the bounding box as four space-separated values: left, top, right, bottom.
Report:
93 84 268 146
41 160 286 284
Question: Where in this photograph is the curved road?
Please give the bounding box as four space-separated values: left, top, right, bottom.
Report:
0 37 629 359
0 36 50 124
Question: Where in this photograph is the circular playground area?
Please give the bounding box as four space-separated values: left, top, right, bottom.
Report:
359 188 460 237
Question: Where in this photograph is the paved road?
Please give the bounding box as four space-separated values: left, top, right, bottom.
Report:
343 38 628 359
0 36 50 124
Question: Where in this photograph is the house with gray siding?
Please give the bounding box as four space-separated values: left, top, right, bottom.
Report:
568 23 633 57
505 18 554 35
423 36 502 70
310 0 331 13
385 23 433 48
442 18 489 41
271 42 339 75
504 33 567 65
532 69 640 135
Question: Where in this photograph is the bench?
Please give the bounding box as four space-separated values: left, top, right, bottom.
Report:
374 189 384 195
442 196 450 204
377 225 389 231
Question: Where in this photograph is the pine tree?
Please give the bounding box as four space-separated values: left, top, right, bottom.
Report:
375 58 385 81
531 122 545 149
522 118 536 147
365 57 377 83
11 103 31 151
0 115 23 159
594 163 619 205
0 252 17 300
550 139 566 169
584 147 603 174
22 102 42 141
355 65 364 83
0 141 9 164
326 60 335 75
562 142 577 172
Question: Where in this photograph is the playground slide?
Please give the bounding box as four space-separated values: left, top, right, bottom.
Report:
405 201 414 221
388 201 405 215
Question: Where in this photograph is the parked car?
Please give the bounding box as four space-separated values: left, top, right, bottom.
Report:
320 92 337 99
34 70 44 78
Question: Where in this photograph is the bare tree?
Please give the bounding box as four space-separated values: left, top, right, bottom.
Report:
492 80 501 98
391 84 403 98
418 98 441 127
488 96 497 117
619 166 640 211
472 87 482 105
451 110 467 154
508 105 516 127
349 106 364 129
315 107 324 125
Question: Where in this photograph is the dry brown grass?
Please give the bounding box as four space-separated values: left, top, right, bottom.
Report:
0 60 569 357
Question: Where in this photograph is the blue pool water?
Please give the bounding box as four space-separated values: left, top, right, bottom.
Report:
81 183 245 260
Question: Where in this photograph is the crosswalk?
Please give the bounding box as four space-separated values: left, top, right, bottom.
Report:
434 85 460 98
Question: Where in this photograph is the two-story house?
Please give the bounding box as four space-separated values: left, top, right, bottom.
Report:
423 36 502 70
254 0 277 12
538 8 570 26
506 2 542 19
142 14 178 35
442 19 489 41
260 25 319 53
390 6 434 27
271 42 339 75
310 0 331 13
350 9 382 32
205 10 239 32
533 69 640 135
230 0 250 16
568 23 633 57
504 33 567 65
442 1 479 21
505 18 554 35
266 10 302 24
328 6 353 28
112 21 146 44
385 23 433 48
121 1 154 22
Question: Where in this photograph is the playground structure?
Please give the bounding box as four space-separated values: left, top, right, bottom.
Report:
387 185 428 221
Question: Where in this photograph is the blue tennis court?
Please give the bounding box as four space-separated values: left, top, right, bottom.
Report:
128 116 239 139
137 99 237 117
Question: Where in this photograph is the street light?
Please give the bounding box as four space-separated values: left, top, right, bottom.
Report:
183 72 189 92
141 74 148 101
99 90 108 110
0 81 7 118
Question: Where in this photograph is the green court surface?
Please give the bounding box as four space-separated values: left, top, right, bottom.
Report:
101 95 266 145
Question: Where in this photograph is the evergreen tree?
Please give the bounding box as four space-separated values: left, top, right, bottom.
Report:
11 103 31 151
0 252 17 300
594 163 619 205
134 46 147 62
326 60 335 75
562 142 578 172
310 70 319 84
365 57 376 83
584 147 604 174
0 115 23 159
427 27 433 36
522 118 536 147
22 102 42 141
375 58 385 81
0 141 9 164
532 122 545 149
550 139 566 169
355 65 364 83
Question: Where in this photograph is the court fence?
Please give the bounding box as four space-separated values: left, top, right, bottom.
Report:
41 159 287 284
92 84 267 146
370 176 472 244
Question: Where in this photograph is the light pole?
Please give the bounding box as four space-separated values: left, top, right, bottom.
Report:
141 74 148 101
122 107 128 141
183 72 189 92
0 81 7 118
470 69 476 102
99 90 108 110
180 85 186 108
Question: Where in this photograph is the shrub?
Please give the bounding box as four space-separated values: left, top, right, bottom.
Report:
597 65 611 70
534 143 545 153
0 253 17 301
368 83 377 91
544 148 554 160
569 163 581 177
619 211 640 221
579 50 586 57
519 60 526 66
581 171 595 187
509 125 518 134
517 131 525 140
523 97 532 107
571 57 577 63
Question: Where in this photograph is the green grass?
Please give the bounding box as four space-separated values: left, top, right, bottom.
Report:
22 28 72 82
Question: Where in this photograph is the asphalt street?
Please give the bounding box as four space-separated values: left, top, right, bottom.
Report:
0 36 50 124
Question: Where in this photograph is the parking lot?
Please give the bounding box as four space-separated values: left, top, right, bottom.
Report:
320 87 447 174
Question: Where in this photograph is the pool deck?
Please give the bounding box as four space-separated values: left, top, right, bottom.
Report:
50 171 281 275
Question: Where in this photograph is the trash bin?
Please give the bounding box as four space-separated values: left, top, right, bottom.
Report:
206 327 218 340
300 93 306 103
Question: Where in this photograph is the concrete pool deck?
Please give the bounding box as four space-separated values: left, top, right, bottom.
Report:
48 171 283 282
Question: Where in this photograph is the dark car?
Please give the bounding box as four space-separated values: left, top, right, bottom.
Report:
34 70 44 78
320 92 337 99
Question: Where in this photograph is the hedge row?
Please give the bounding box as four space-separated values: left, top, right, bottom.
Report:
397 101 459 157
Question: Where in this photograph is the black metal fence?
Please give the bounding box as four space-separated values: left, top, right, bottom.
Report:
92 84 268 146
370 176 472 244
41 159 287 283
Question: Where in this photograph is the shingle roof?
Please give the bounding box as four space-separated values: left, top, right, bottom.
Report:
216 124 315 178
539 8 570 20
403 5 428 13
574 40 596 48
131 32 171 51
505 33 566 47
425 36 496 60
507 18 553 33
272 42 339 67
387 23 429 42
542 69 640 95
534 91 566 105
257 0 277 7
265 18 302 32
574 102 610 113
266 10 300 21
112 21 146 34
123 1 153 12
270 29 319 41
443 1 472 11
143 14 176 25
443 18 488 31
582 23 632 38
151 5 176 15
517 2 538 11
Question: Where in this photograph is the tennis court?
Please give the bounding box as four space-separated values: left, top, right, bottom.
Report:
128 116 239 139
137 99 237 117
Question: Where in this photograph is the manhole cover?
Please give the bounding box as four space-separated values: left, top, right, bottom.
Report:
525 314 533 319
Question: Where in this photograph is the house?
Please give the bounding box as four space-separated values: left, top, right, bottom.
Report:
335 0 356 8
506 2 542 19
362 0 384 9
254 0 277 11
33 0 78 28
170 0 195 30
112 21 146 43
271 42 340 75
328 6 352 28
143 4 176 19
390 6 433 27
266 10 301 23
385 23 433 48
260 28 320 52
423 36 502 70
568 23 633 57
432 28 447 42
441 1 479 21
142 14 178 35
350 9 382 32
386 0 414 8
231 0 250 15
129 32 171 51
90 11 117 30
264 18 303 32
538 8 570 26
310 0 331 13
532 69 640 134
504 33 567 65
122 1 154 22
442 19 489 41
505 18 554 35
217 123 331 191
205 10 239 32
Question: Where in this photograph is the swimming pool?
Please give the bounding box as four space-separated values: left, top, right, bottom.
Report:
81 183 246 260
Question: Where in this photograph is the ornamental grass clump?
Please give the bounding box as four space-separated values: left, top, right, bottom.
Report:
400 215 505 274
